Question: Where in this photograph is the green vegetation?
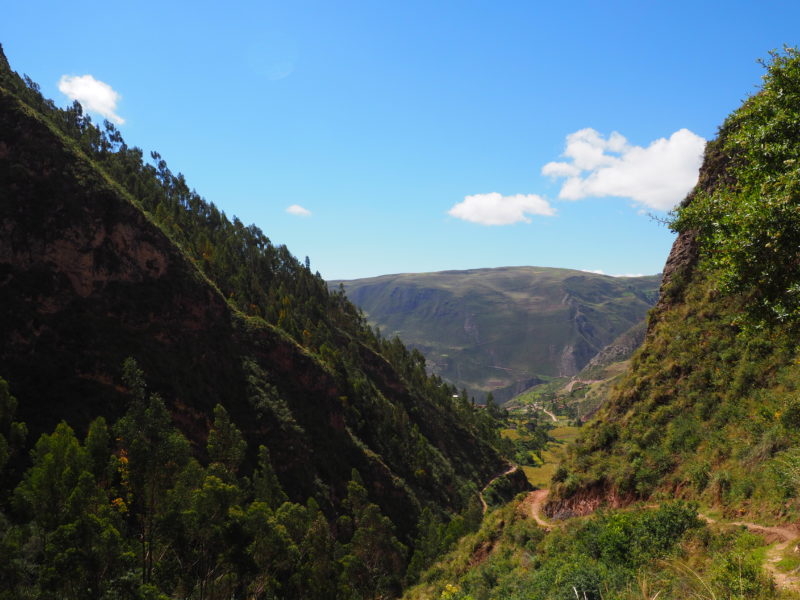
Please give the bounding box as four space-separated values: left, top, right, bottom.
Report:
404 498 781 600
0 45 523 598
332 268 660 402
6 37 800 600
522 425 582 489
674 47 800 328
550 47 800 527
0 369 418 599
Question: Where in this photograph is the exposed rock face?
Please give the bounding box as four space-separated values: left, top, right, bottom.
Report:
657 229 699 305
583 321 646 371
544 482 635 520
653 134 731 319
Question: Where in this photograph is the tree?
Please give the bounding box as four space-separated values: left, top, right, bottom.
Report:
114 359 190 585
13 422 132 599
298 499 340 600
252 444 287 509
175 474 241 599
239 500 296 599
339 471 407 599
206 404 246 477
14 422 89 533
0 377 26 479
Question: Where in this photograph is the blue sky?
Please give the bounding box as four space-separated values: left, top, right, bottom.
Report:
4 1 799 280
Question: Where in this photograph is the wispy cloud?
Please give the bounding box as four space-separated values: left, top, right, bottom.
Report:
542 128 705 211
447 192 555 225
286 204 312 217
58 74 124 124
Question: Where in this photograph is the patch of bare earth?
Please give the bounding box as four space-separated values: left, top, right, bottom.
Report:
518 489 552 530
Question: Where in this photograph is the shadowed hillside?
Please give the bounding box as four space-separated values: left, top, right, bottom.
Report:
0 44 527 599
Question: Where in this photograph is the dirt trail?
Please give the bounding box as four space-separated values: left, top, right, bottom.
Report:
519 491 800 592
530 403 558 423
479 464 518 514
700 513 800 593
563 379 603 393
519 488 552 530
541 407 558 423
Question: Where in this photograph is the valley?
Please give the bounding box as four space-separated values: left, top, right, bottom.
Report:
3 35 800 600
332 268 659 404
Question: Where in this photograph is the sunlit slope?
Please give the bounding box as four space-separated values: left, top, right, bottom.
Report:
548 49 800 522
333 267 660 402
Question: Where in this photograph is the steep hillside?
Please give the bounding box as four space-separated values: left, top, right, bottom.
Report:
332 268 660 403
548 48 800 521
0 45 524 598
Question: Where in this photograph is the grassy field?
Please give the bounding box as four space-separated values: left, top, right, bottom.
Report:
521 423 581 488
500 427 520 440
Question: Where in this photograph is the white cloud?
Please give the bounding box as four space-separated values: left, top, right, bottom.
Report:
58 74 124 124
582 269 647 277
286 204 312 217
447 192 555 226
542 128 706 211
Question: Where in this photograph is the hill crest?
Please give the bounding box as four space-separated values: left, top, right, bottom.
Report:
332 266 661 402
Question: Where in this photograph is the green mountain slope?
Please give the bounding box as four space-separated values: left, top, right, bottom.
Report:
399 49 800 600
547 48 800 523
332 267 661 402
510 320 648 422
0 44 526 598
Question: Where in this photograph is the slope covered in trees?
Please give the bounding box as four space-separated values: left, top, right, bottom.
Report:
332 268 660 403
547 47 800 522
0 44 526 598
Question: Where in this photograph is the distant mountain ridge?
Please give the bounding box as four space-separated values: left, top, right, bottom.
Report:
331 267 661 402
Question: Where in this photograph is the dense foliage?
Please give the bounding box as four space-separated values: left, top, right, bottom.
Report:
674 47 800 327
0 369 417 599
404 497 777 600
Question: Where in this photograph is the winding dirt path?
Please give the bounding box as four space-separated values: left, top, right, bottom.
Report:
478 463 518 514
519 490 800 592
700 513 800 593
520 488 552 530
541 407 558 423
563 379 603 393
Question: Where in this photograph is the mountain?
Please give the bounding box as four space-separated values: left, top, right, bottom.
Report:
0 45 527 598
398 48 800 600
508 320 647 422
331 267 661 402
547 48 800 522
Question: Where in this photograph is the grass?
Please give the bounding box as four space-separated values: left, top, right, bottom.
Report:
500 428 520 440
775 546 800 573
549 425 581 443
521 422 581 488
